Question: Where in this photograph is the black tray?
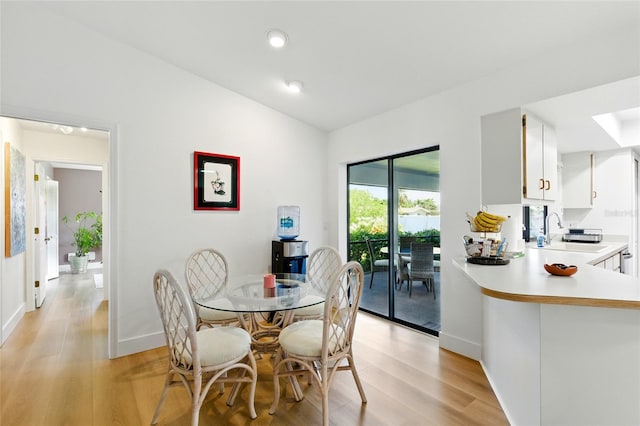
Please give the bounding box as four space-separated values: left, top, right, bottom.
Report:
467 256 510 265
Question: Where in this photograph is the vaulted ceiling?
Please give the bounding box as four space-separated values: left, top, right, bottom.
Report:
7 2 638 154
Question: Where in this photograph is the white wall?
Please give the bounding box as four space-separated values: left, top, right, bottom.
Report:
327 26 640 359
1 4 327 356
0 118 26 345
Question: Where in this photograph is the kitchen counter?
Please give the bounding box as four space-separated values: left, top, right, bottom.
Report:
452 238 640 426
453 238 639 309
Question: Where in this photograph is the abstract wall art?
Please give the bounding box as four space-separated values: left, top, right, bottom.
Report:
4 142 26 256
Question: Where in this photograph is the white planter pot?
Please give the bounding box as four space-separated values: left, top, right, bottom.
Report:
69 254 89 274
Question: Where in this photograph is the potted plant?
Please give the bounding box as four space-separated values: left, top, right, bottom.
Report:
62 211 102 273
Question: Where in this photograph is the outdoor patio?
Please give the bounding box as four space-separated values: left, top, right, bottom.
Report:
359 269 441 332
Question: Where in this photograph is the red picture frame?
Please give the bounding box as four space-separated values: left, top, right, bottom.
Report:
193 151 240 210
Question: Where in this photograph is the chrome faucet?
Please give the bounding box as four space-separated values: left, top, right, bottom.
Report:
545 211 564 244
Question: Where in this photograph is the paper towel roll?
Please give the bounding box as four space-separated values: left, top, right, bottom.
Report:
486 204 523 250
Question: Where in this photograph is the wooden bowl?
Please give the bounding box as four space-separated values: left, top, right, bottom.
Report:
544 263 578 276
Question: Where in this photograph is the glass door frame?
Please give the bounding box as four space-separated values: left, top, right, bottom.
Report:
347 146 440 337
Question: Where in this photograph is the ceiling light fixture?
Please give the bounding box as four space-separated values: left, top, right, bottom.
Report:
267 29 288 48
286 80 303 94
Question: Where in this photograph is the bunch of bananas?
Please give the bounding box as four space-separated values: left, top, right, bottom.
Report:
467 211 508 233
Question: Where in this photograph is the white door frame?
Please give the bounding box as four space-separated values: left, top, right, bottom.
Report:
2 105 118 359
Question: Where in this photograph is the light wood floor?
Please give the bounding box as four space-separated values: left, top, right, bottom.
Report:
0 271 508 426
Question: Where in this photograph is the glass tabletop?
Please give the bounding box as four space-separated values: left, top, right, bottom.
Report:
192 273 326 313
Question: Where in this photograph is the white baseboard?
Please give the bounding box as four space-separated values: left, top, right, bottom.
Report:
2 303 25 345
113 331 165 358
438 331 482 360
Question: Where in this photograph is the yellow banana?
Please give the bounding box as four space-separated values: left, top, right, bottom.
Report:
468 211 506 233
477 212 499 225
475 213 497 227
473 216 499 232
480 211 508 222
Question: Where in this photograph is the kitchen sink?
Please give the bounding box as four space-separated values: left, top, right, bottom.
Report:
541 243 609 253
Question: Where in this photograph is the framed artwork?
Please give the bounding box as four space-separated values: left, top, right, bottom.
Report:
4 142 26 256
193 151 240 210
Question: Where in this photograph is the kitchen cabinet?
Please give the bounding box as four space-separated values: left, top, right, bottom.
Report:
563 148 638 276
481 108 557 204
562 152 595 208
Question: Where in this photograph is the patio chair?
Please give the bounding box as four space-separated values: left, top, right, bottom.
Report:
399 236 417 254
151 269 257 426
269 261 367 426
365 238 389 288
396 252 410 291
407 242 436 298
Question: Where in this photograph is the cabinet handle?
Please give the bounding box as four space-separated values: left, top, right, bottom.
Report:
545 180 551 190
593 191 597 199
539 178 545 190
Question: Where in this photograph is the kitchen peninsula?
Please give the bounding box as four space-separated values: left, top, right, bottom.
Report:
453 240 640 426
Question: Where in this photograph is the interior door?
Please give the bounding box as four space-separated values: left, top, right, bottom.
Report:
46 178 59 281
34 164 48 307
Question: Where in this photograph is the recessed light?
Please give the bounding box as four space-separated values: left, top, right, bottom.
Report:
286 80 303 94
80 127 88 132
267 29 288 48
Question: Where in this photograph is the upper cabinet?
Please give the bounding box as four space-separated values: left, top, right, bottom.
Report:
481 108 557 204
562 152 595 208
524 114 558 201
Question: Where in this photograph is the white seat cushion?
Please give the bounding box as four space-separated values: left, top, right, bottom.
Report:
279 320 347 357
279 320 324 357
198 298 237 321
196 327 251 367
293 295 324 317
374 259 389 267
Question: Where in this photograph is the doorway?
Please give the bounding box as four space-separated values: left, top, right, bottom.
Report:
0 115 111 354
347 147 441 336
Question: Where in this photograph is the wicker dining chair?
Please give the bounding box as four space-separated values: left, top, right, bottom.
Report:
269 261 367 426
185 248 238 329
151 269 257 426
292 245 342 321
407 242 435 298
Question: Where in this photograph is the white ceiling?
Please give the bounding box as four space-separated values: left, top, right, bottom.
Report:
30 1 640 152
525 76 640 153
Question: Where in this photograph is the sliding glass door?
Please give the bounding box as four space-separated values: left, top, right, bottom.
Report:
348 147 440 335
348 159 389 316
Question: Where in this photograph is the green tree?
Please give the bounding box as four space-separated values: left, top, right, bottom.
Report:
416 198 439 214
398 191 412 208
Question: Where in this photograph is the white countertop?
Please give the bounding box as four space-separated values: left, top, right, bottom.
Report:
453 238 640 308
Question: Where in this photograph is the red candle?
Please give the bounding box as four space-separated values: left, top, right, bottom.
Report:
263 274 276 297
